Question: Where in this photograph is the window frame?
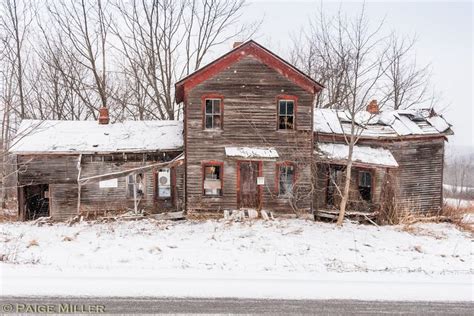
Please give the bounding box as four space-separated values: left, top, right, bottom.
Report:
276 162 296 198
357 169 374 202
276 94 298 131
201 94 224 130
126 173 146 199
202 161 224 197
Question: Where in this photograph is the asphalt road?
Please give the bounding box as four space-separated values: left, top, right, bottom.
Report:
1 296 473 315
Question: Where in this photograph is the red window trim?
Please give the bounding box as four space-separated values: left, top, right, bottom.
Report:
201 93 224 130
202 161 224 197
276 94 298 131
275 161 297 197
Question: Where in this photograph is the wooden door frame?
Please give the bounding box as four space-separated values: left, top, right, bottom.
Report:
236 160 263 209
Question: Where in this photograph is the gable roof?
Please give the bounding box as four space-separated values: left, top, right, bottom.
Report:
175 40 324 103
10 120 183 154
314 108 453 139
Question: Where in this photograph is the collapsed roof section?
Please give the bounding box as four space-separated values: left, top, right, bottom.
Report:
314 108 453 139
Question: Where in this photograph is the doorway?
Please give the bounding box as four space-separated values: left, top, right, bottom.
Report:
238 161 261 209
23 184 50 220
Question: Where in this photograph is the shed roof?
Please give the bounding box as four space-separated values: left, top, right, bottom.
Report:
316 143 399 168
314 108 452 139
10 120 183 154
175 40 323 103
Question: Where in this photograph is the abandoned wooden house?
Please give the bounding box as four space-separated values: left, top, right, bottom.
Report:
10 111 184 220
313 103 453 215
175 40 323 215
9 40 453 221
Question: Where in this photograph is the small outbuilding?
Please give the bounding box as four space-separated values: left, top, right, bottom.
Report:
10 116 184 220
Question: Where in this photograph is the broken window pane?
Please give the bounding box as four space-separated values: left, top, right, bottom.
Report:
204 165 222 196
204 98 222 129
358 171 372 201
278 100 294 130
279 164 295 197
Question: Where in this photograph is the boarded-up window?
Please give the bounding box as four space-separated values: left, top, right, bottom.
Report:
278 164 295 197
203 164 222 196
204 99 222 129
157 168 171 198
278 100 294 129
358 170 372 201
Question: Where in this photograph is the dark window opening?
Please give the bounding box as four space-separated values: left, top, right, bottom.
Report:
278 100 294 130
278 164 295 197
358 170 372 201
327 165 344 206
203 164 222 196
204 99 222 129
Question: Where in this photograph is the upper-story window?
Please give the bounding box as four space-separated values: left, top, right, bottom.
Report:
204 98 222 129
277 95 297 130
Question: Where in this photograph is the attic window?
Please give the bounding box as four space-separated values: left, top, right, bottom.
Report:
204 98 222 129
277 96 297 130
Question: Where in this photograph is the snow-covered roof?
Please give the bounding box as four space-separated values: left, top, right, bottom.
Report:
10 120 183 154
314 108 453 138
225 147 279 159
316 142 399 168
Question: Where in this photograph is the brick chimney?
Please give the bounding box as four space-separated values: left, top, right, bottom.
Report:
98 107 109 124
366 100 379 114
233 41 243 49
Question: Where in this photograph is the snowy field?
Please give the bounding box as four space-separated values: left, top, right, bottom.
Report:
1 219 473 301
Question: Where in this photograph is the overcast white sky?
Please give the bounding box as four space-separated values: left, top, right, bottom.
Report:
209 0 473 148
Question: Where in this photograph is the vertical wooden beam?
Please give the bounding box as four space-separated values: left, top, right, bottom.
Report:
76 154 82 215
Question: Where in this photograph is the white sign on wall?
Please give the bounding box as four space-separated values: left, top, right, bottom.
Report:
99 178 118 188
257 177 265 185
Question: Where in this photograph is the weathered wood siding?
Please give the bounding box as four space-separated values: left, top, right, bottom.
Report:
17 154 79 185
50 184 78 220
387 138 444 212
185 56 314 213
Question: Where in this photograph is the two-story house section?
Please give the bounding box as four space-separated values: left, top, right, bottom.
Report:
175 40 323 214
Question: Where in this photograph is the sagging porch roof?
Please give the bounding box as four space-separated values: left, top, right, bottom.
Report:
316 142 399 168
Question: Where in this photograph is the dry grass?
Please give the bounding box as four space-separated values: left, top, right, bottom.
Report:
27 239 39 248
441 204 474 233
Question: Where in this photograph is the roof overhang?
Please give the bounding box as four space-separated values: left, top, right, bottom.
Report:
316 143 399 168
175 40 324 103
225 147 279 160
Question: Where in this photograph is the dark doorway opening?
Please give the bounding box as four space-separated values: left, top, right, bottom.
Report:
24 184 50 220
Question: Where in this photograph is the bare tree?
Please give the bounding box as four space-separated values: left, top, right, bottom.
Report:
113 0 259 120
294 5 392 226
42 0 114 117
380 33 434 110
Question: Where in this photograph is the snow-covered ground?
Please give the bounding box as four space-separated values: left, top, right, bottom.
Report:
1 219 473 301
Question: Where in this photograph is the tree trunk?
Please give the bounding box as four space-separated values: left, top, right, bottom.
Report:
337 143 354 226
